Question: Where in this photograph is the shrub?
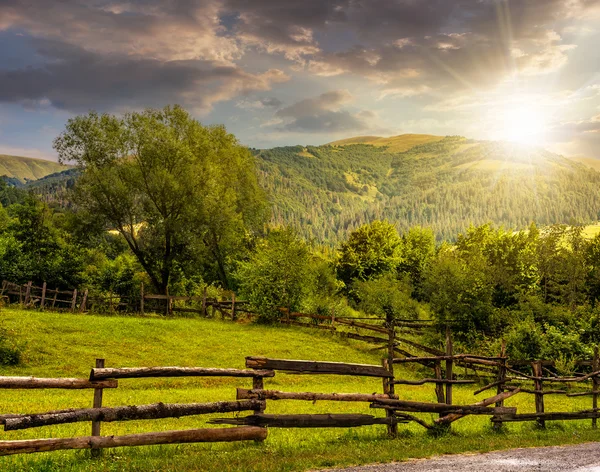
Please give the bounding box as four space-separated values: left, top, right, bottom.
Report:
0 326 23 366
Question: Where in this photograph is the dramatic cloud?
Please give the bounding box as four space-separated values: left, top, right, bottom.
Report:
0 0 239 62
273 90 380 133
0 0 598 155
0 39 288 113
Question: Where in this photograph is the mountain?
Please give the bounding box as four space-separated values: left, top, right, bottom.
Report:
256 135 600 242
572 156 600 172
328 133 444 152
6 137 600 244
0 154 69 182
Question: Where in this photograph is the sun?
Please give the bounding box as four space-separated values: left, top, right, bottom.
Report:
498 103 548 146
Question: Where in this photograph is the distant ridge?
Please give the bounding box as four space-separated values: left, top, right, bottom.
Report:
572 156 600 172
328 133 444 153
0 154 69 182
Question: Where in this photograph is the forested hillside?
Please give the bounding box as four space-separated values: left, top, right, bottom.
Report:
4 135 600 244
256 136 600 242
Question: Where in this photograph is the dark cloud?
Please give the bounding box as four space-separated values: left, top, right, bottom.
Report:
0 39 288 112
0 0 238 61
274 90 375 133
0 0 598 156
224 0 599 95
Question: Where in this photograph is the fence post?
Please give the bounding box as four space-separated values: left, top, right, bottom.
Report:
201 287 207 317
71 289 78 313
252 375 266 442
445 325 453 406
51 289 58 309
0 280 6 297
140 283 144 315
593 347 599 429
23 281 32 306
493 339 507 431
79 289 88 313
331 308 336 328
40 282 47 310
434 360 445 404
165 287 170 316
532 360 545 428
383 315 397 437
231 292 236 321
91 358 105 458
109 290 113 314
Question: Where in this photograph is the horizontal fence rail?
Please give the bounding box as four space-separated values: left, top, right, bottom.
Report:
1 346 600 459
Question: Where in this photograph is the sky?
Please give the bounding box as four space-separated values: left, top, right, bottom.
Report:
0 0 599 161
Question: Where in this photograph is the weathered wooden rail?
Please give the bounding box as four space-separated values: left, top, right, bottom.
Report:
0 360 272 458
3 345 600 460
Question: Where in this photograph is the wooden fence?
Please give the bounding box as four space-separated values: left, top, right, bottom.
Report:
0 360 271 457
2 345 600 458
0 280 243 318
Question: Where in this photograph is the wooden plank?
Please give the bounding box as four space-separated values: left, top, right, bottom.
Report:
395 337 444 356
4 400 265 431
245 357 392 378
334 318 388 334
0 426 266 456
0 377 117 389
492 411 600 422
90 366 275 380
436 388 521 425
391 379 475 385
370 398 508 415
210 414 406 428
237 388 396 402
393 355 502 366
286 320 336 331
341 333 388 345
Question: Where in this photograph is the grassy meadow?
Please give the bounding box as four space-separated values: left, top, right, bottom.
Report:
1 309 600 471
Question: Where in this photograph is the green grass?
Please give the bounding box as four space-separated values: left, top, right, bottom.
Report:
327 134 444 153
0 155 68 182
1 309 600 471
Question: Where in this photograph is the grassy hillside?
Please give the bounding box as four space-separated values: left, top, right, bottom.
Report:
572 156 600 172
0 154 69 182
328 133 443 153
257 137 600 242
1 309 600 471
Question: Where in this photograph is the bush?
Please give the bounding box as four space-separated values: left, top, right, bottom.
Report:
236 228 313 323
0 326 23 366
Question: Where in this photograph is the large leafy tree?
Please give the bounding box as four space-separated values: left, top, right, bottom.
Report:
236 228 313 322
54 105 267 294
336 220 403 286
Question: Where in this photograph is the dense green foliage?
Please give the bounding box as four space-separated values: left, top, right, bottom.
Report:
53 105 267 293
2 112 600 364
257 137 600 242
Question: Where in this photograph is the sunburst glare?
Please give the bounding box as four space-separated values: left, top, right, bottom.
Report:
497 102 549 146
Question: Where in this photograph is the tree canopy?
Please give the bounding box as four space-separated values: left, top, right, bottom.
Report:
53 105 267 293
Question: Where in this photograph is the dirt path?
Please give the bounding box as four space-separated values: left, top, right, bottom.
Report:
319 442 600 471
